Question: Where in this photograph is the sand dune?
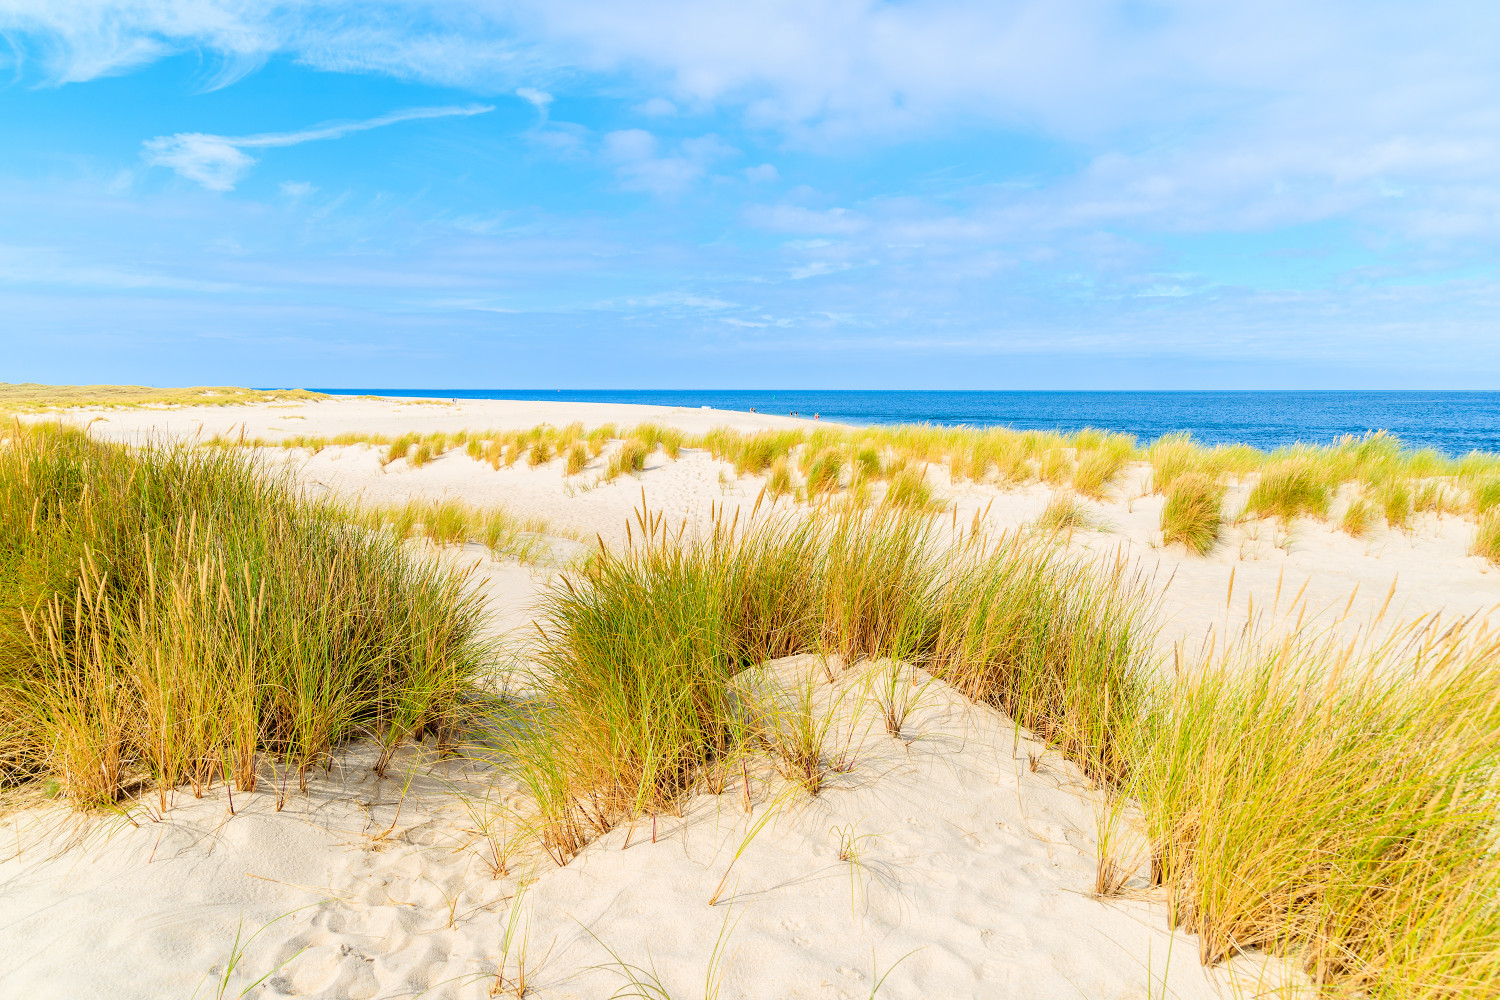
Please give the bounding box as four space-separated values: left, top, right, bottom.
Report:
5 395 1494 999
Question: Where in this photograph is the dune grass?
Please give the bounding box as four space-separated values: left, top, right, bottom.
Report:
605 438 651 481
1240 458 1331 523
1035 493 1094 532
1160 473 1225 554
0 423 490 806
0 383 325 412
1472 510 1500 566
1128 623 1500 993
501 503 1150 861
1339 494 1378 538
501 500 1500 995
195 419 1500 553
355 498 555 563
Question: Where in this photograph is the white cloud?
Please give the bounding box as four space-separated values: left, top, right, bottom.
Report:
636 97 677 116
602 129 736 195
517 87 553 118
280 180 315 198
142 104 494 190
603 128 657 162
744 163 778 183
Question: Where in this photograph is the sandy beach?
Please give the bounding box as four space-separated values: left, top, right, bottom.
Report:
4 395 1497 999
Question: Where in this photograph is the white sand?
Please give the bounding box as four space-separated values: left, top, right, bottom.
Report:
5 395 1494 998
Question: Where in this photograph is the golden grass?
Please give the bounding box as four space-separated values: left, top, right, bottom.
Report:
0 383 325 412
0 423 489 806
1339 494 1378 538
1035 493 1094 532
605 438 650 481
502 500 1500 993
1472 510 1500 565
1130 622 1500 991
355 498 556 563
1241 458 1330 523
500 503 1148 862
1160 473 1224 554
190 419 1499 559
564 443 589 476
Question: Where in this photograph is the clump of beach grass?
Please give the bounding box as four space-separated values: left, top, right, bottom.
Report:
1072 447 1127 500
1160 474 1224 554
1472 510 1500 566
766 456 793 499
356 498 554 563
501 502 1147 858
564 443 589 476
0 423 490 806
1035 493 1093 533
882 463 943 512
1128 622 1500 991
1467 476 1500 515
804 449 844 496
1241 458 1331 523
1339 494 1378 538
605 438 650 481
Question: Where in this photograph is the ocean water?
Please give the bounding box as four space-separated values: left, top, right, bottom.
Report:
307 390 1500 456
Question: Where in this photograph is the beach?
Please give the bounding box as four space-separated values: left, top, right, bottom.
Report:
3 394 1497 999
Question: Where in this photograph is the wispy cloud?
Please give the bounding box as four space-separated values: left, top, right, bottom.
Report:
143 104 494 190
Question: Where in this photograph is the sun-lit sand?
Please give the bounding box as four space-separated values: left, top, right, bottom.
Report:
4 395 1497 999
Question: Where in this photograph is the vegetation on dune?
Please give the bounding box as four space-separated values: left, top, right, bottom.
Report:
1240 458 1331 523
1129 624 1500 993
0 383 326 412
503 499 1500 995
1472 510 1500 566
0 423 490 806
8 415 1498 996
605 438 651 480
195 415 1500 557
504 503 1149 860
355 497 556 563
1160 473 1225 554
1035 493 1094 533
1339 494 1378 538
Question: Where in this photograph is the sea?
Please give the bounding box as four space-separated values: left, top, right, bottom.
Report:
303 390 1500 457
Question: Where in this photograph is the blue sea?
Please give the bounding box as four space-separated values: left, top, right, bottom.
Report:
304 390 1500 456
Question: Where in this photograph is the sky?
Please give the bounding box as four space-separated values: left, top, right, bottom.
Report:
2 1 1499 389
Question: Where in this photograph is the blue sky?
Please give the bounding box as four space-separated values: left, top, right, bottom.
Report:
2 1 1499 389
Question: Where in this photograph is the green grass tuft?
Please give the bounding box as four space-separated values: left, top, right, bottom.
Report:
1472 510 1500 565
1242 459 1331 523
0 423 489 806
1160 474 1224 554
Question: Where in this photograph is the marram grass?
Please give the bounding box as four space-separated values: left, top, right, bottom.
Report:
1128 622 1500 995
0 383 325 412
0 423 490 806
202 419 1500 552
502 503 1150 860
500 498 1500 996
1160 473 1224 554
